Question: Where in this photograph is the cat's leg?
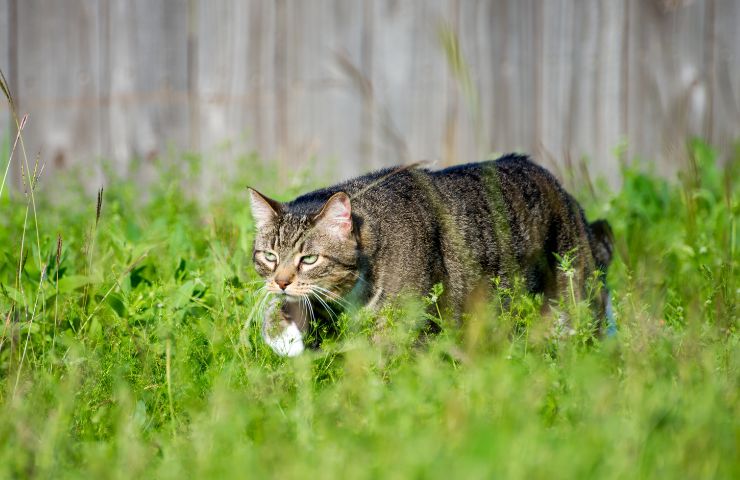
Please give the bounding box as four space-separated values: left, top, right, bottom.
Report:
589 272 617 337
604 289 617 336
262 297 306 357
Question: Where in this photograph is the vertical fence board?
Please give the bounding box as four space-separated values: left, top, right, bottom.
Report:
456 0 488 165
625 0 710 174
196 0 262 192
14 0 103 193
538 0 577 175
482 1 538 153
369 0 451 170
537 1 626 182
711 0 740 157
0 0 10 188
105 0 190 179
283 0 365 181
592 0 626 178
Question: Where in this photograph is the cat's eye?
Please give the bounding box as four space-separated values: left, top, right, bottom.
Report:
300 254 319 265
263 251 277 262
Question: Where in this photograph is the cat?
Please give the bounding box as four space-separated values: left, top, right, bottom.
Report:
248 154 614 356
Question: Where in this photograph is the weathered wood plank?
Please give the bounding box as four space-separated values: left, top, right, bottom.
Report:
624 0 710 174
369 0 450 170
710 0 740 163
14 0 102 196
0 0 11 193
280 0 366 180
105 0 190 176
537 0 626 183
196 0 270 193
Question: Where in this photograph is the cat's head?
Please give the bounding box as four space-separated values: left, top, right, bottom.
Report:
248 188 359 300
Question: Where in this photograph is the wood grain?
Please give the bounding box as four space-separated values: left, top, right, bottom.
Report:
1 0 737 196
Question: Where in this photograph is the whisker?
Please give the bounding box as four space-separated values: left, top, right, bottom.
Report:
303 294 316 326
310 290 338 322
246 288 271 327
252 297 269 325
299 296 308 327
250 285 267 299
310 286 340 309
311 290 342 316
311 290 332 311
312 285 351 307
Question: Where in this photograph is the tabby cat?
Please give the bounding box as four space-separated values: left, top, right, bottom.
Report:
249 154 614 356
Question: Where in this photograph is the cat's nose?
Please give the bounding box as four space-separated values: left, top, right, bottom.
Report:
276 279 292 291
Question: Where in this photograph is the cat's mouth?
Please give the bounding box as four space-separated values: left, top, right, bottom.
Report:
270 291 301 300
267 282 344 302
267 283 309 298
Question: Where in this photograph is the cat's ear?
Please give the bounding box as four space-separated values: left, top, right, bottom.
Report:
248 188 282 229
314 192 352 238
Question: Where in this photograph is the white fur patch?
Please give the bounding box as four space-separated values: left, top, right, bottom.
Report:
263 322 305 357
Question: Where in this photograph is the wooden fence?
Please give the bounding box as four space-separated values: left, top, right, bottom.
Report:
1 0 738 196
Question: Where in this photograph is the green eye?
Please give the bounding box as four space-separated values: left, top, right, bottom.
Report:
301 254 319 265
263 251 277 262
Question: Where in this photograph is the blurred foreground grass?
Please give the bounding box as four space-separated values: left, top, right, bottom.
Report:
0 141 737 479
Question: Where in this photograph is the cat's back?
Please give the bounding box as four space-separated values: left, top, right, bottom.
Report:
430 154 555 192
289 155 567 225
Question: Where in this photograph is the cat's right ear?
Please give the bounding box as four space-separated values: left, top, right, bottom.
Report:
248 188 282 229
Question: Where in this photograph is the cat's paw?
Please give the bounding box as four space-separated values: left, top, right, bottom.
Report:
264 322 305 357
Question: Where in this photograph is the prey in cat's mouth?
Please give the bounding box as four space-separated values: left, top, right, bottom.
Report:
248 154 615 357
249 188 359 355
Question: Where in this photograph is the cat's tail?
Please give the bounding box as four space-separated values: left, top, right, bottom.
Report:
589 219 614 270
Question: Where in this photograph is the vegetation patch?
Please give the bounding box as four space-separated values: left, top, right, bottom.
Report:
0 141 737 479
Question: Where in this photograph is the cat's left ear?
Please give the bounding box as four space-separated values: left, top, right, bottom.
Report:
314 192 352 238
248 188 282 229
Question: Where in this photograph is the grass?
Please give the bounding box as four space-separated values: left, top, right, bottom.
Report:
0 138 738 479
